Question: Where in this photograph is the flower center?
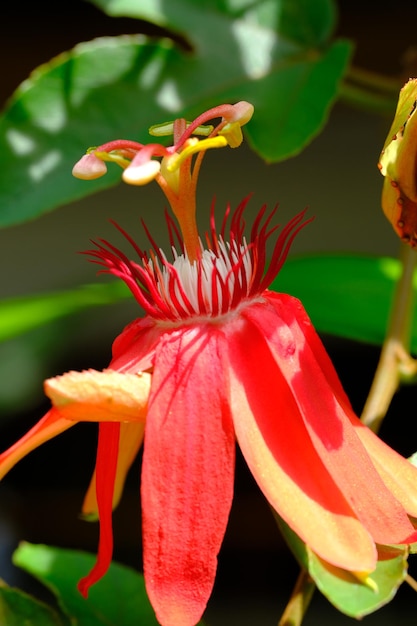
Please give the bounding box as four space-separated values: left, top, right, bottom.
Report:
87 196 312 325
150 238 253 319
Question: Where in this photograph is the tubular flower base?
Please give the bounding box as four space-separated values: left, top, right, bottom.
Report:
2 102 417 626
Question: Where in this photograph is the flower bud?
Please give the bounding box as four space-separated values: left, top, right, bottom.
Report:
378 79 417 246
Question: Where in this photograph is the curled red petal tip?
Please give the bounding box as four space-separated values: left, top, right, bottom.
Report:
77 422 120 596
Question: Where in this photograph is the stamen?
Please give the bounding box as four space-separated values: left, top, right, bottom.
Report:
86 197 312 323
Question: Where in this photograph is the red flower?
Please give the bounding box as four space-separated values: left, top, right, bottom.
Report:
2 103 417 626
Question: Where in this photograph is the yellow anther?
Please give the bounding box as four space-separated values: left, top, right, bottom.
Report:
94 150 131 169
160 156 180 194
166 135 228 172
219 122 244 148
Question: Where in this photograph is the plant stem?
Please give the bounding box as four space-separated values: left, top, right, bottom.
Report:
338 81 397 115
405 574 417 593
345 65 402 95
277 569 315 626
361 244 417 433
339 65 400 115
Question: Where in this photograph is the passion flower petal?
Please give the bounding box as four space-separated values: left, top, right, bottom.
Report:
81 421 145 520
141 326 235 626
44 369 151 422
0 408 74 480
226 310 377 573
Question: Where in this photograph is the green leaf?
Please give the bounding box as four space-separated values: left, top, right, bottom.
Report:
0 0 352 227
275 516 408 618
0 328 59 415
87 0 353 163
88 0 338 47
0 580 66 626
308 546 408 618
13 542 159 626
272 254 415 349
0 280 131 343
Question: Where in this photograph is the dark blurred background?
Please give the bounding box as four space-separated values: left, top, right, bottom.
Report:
1 1 417 624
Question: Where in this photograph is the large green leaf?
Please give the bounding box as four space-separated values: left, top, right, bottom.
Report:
89 0 337 48
0 0 351 227
0 581 66 626
89 0 352 160
275 516 409 618
13 542 160 626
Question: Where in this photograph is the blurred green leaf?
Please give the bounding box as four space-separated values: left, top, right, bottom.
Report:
13 542 160 626
88 0 352 161
0 0 351 227
275 516 408 618
89 0 338 48
0 328 60 414
272 254 416 350
0 281 131 342
0 581 66 626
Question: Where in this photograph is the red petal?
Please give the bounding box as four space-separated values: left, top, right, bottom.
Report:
251 293 417 544
352 419 417 518
78 422 120 596
226 311 377 572
141 326 235 626
110 317 164 372
0 408 74 480
266 292 417 519
82 422 145 519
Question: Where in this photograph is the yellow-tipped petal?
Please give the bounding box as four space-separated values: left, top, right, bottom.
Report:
81 421 145 520
44 369 151 422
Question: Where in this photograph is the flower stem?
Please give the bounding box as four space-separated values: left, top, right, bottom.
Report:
361 244 417 433
405 574 417 593
277 569 315 626
338 65 401 115
338 81 397 115
345 66 401 95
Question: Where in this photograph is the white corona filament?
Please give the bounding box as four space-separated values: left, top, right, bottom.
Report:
153 238 253 315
